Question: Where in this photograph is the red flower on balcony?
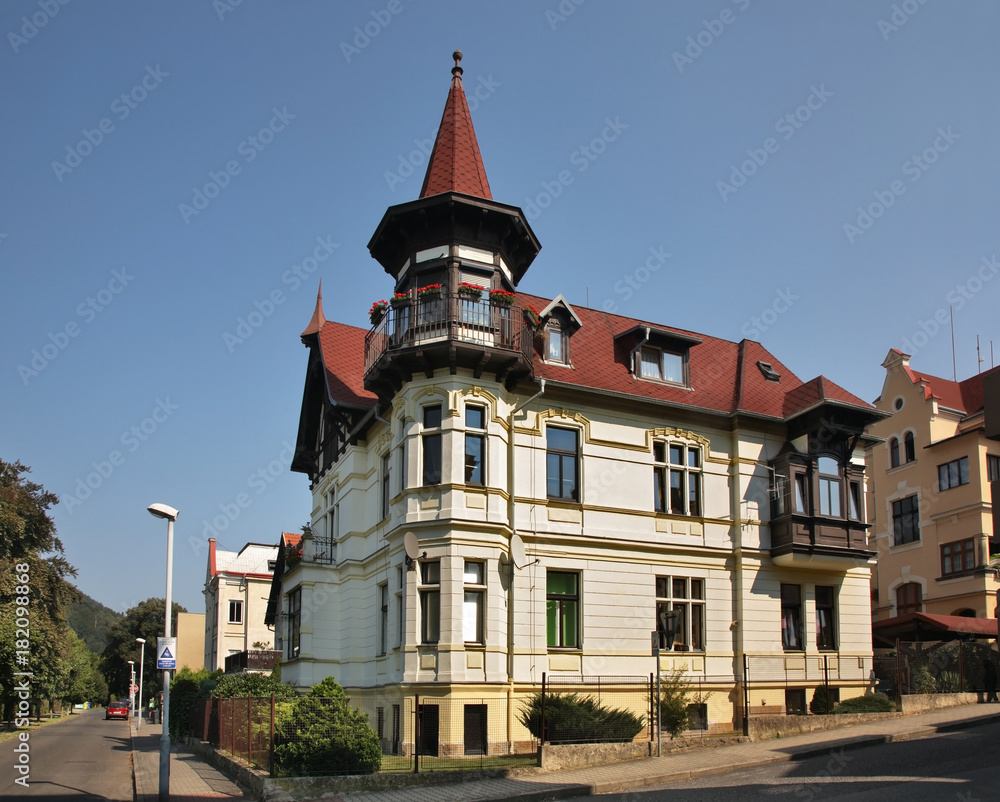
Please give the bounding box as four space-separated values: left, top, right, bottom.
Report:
489 288 516 306
418 284 443 298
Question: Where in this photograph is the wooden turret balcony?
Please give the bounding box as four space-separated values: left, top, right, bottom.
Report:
364 292 535 397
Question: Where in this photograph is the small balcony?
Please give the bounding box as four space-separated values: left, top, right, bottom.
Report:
223 649 281 675
770 516 875 571
364 292 535 396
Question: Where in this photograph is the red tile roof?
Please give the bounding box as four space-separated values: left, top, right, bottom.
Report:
317 319 377 408
311 291 874 422
301 282 325 337
900 356 1000 416
419 52 492 200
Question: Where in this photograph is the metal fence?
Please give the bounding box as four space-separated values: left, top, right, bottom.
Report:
743 654 874 721
874 641 999 697
210 676 703 776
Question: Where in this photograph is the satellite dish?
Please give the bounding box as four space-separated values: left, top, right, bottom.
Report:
511 534 527 569
403 531 421 561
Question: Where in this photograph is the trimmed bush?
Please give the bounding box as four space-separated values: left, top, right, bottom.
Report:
211 671 295 699
833 693 894 714
272 677 381 776
809 685 835 715
518 692 645 744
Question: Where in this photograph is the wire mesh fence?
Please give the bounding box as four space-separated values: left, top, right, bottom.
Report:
874 641 999 696
743 654 874 718
532 674 655 745
209 672 737 776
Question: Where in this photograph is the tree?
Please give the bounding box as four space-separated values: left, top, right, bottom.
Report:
99 597 186 702
60 631 107 710
0 459 79 725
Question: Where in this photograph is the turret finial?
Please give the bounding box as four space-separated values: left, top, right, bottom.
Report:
452 50 463 78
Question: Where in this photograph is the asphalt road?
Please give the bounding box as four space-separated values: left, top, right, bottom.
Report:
0 708 133 800
563 718 1000 801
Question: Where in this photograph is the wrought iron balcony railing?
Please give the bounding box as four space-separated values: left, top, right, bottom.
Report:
364 293 535 376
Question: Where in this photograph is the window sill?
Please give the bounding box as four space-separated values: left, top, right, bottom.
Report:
464 643 486 650
636 376 691 390
546 497 582 508
889 539 922 552
546 647 582 654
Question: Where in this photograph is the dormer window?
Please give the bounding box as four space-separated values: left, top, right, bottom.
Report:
536 297 581 367
621 326 699 387
545 318 568 364
640 346 685 385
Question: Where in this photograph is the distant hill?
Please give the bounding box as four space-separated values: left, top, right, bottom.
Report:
68 589 122 653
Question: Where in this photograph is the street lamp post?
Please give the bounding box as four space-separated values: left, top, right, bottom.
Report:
148 502 178 802
135 638 146 731
127 661 135 719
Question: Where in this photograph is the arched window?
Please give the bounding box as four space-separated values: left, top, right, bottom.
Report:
895 583 921 616
903 431 915 463
889 437 900 468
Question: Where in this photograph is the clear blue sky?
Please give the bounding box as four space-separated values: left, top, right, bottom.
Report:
3 1 999 616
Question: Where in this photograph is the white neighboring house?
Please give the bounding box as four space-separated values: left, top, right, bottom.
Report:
203 538 279 671
268 55 886 747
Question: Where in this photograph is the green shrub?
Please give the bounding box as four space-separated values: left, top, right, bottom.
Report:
910 664 937 694
936 670 962 693
833 693 894 714
656 669 706 739
518 692 645 744
809 685 832 715
168 667 220 738
211 671 296 699
272 677 381 776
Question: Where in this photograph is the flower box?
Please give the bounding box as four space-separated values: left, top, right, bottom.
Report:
457 283 484 300
389 293 410 308
418 284 443 299
489 289 516 306
523 305 541 327
369 300 388 324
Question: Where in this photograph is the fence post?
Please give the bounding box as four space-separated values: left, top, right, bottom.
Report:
247 695 252 767
269 693 275 778
231 696 236 756
824 655 831 714
649 673 654 744
959 641 965 693
742 654 750 737
541 672 547 745
413 694 420 774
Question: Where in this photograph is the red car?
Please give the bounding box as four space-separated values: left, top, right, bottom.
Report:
105 700 129 720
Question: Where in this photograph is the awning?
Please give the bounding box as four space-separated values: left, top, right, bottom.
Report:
873 611 1000 646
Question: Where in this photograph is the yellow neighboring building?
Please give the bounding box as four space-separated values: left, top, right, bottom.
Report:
868 349 1000 630
175 612 206 672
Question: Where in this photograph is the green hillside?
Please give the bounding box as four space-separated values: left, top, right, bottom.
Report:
68 589 123 653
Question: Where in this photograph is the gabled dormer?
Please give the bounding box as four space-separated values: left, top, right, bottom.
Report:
363 53 542 400
537 294 582 366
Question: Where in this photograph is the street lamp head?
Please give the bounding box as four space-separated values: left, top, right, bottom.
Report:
128 660 134 665
136 637 146 644
147 503 179 521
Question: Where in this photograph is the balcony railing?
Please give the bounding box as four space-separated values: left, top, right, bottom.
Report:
364 292 534 376
224 649 281 674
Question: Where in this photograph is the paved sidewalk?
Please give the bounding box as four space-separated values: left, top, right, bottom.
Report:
130 718 248 801
319 702 1000 802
